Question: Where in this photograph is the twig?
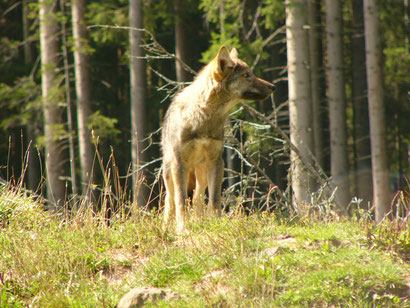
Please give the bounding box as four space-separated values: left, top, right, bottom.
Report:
227 132 288 202
88 25 197 76
239 101 333 192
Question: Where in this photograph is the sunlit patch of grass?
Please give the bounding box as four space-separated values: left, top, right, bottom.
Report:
366 218 410 261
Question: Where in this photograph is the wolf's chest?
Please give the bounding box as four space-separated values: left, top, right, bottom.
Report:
181 137 223 167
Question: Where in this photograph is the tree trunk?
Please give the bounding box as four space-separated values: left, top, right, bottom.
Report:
216 0 235 189
325 0 350 212
406 0 409 54
129 0 147 206
60 0 78 202
174 0 191 83
352 0 372 209
39 0 67 208
286 0 314 205
23 0 41 192
22 0 34 64
308 0 324 171
363 0 390 221
72 0 96 206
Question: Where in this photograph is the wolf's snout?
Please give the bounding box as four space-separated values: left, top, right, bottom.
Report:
269 82 276 92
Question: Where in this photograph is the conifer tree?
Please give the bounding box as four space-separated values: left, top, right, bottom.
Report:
129 0 147 206
39 0 67 208
72 0 96 205
364 0 390 221
286 0 315 204
325 0 350 212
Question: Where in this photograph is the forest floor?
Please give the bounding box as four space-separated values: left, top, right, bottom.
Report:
0 184 409 307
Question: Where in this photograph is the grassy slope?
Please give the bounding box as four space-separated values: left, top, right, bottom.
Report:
0 185 408 307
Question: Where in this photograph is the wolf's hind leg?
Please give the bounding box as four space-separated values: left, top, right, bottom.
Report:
171 162 189 234
163 166 175 231
193 166 207 219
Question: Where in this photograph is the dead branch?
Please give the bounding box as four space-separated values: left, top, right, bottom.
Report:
239 101 334 192
88 25 197 76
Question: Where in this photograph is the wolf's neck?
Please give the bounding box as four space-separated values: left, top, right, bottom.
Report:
191 69 238 114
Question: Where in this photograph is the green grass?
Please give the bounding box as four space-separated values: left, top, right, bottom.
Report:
0 185 408 307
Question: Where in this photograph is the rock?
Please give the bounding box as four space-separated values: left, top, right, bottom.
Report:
117 287 180 308
261 246 282 258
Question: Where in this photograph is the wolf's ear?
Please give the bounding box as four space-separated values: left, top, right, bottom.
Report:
216 46 234 75
230 48 239 60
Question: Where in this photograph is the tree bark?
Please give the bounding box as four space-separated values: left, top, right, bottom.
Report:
129 0 147 206
23 0 41 192
216 0 235 189
39 0 67 208
72 0 96 206
363 0 390 221
308 0 324 171
60 0 78 200
22 0 34 64
286 0 315 204
352 0 372 208
174 0 191 83
325 0 350 212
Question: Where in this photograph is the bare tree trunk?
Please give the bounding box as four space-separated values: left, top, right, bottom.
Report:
325 0 350 212
72 0 96 206
286 0 314 204
60 0 78 201
308 0 324 171
174 0 191 83
39 0 67 208
23 0 41 192
22 0 34 64
129 0 147 206
216 0 235 189
405 0 409 54
352 0 372 209
363 0 390 221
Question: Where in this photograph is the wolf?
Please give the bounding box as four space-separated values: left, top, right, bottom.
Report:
161 46 275 234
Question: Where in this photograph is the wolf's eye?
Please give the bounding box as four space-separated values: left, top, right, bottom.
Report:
244 73 251 80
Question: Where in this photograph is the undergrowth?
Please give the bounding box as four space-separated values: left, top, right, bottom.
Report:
0 184 408 307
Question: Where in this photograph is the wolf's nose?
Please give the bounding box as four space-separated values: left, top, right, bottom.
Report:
270 83 276 91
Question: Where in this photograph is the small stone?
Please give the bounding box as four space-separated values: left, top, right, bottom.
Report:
117 287 180 308
261 246 282 258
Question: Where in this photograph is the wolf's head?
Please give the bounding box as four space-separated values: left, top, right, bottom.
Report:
212 46 276 101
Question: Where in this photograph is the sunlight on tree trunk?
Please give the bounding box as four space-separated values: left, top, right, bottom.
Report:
39 0 67 208
364 0 391 221
129 0 147 206
286 0 314 205
72 0 96 207
325 0 350 212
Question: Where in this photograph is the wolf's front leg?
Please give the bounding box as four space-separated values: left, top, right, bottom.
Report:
207 157 224 217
